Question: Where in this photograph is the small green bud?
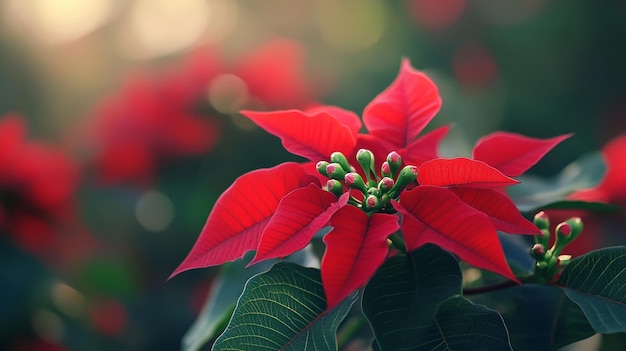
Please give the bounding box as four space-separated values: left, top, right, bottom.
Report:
356 149 375 176
378 177 395 193
557 254 572 268
530 243 546 260
344 172 368 193
554 217 583 254
533 211 550 247
365 195 380 211
316 161 330 176
381 161 392 178
325 179 344 196
386 151 402 176
330 152 353 173
533 211 550 231
326 163 347 180
390 165 417 195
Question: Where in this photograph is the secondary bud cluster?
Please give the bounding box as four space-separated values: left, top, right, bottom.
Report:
530 211 584 282
317 149 418 213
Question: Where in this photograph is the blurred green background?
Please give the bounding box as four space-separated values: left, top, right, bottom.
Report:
1 0 625 350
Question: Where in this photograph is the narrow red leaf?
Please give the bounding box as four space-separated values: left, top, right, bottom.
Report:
362 59 442 149
242 109 357 161
393 186 518 282
170 162 315 278
402 124 451 166
321 206 399 310
473 132 571 177
417 157 519 188
250 187 350 265
305 105 363 135
451 187 541 235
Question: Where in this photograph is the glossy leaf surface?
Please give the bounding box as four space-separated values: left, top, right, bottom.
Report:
183 248 320 351
469 284 595 351
212 262 356 351
362 245 462 350
433 296 512 351
557 247 626 333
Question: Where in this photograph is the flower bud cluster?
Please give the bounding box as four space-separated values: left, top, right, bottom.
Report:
317 149 418 213
530 211 584 282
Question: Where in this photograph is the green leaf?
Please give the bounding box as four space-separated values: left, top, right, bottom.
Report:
469 284 595 350
433 296 512 351
362 244 463 350
183 247 320 351
212 262 355 351
557 246 626 333
507 152 606 212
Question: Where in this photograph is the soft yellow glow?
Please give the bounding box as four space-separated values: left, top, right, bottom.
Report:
122 0 215 58
208 74 249 114
315 0 387 51
462 267 482 285
135 190 175 232
4 0 115 43
52 281 85 318
32 309 64 343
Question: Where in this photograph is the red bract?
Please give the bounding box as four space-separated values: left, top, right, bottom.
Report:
172 60 566 309
82 39 319 185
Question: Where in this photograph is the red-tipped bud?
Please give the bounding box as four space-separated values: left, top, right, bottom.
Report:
330 152 352 173
557 222 572 236
356 149 375 175
533 211 550 230
344 172 368 193
554 217 584 255
316 161 330 176
326 162 346 180
386 151 402 176
365 195 380 211
378 177 395 192
531 243 546 260
325 179 344 196
381 162 392 178
390 165 418 196
533 211 550 247
557 254 572 268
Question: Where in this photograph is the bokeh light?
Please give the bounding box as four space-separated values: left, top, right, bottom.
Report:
3 0 116 43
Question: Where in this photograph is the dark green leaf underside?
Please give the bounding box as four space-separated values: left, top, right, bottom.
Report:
557 246 626 333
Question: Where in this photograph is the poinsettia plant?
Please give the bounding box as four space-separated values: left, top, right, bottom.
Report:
171 60 626 350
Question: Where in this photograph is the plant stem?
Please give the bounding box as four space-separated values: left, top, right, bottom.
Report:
387 233 406 254
337 316 366 350
462 275 535 295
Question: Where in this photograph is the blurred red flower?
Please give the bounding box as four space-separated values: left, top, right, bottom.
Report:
407 0 466 30
0 114 92 265
82 38 319 185
549 134 626 256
